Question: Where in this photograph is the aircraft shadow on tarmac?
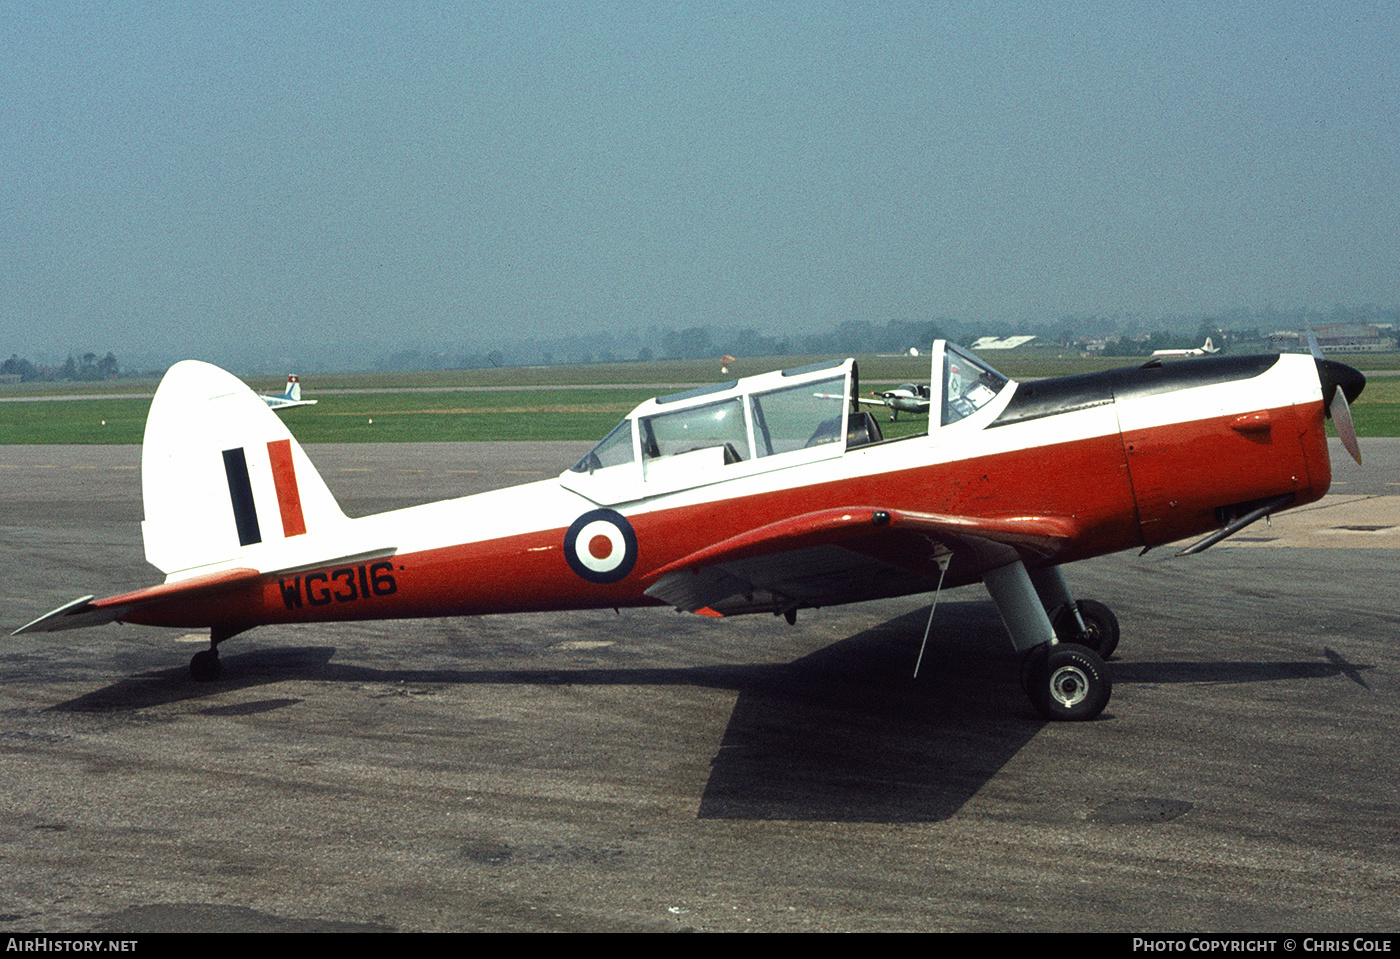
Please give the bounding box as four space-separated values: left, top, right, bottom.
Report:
50 602 1368 824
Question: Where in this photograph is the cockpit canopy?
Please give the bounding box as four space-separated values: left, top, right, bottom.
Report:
569 358 855 476
563 343 1012 505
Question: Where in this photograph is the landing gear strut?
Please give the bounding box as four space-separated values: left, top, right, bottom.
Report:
1053 598 1120 660
985 561 1115 721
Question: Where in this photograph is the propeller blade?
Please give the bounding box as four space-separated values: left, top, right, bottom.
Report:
1330 384 1362 465
1308 328 1366 466
1306 328 1324 360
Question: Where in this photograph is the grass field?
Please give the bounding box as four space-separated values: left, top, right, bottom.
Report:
2 352 1397 444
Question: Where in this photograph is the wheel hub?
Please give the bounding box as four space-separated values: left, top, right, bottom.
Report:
1049 664 1089 707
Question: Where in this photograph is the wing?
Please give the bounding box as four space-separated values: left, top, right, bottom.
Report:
261 395 317 410
642 506 1081 616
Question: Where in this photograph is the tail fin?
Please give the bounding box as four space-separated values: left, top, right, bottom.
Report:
141 361 346 580
284 374 302 401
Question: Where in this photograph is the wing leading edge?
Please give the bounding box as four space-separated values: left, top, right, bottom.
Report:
642 506 1081 617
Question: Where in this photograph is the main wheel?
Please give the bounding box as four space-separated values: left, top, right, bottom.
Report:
190 649 221 682
1027 643 1110 721
1020 642 1049 696
1054 599 1120 659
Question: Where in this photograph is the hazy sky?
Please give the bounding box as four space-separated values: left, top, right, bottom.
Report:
3 1 1397 369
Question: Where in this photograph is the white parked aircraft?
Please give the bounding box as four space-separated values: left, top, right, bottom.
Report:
1151 337 1219 358
857 383 931 421
260 375 317 411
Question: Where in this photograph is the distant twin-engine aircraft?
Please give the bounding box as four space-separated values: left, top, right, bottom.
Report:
15 340 1364 723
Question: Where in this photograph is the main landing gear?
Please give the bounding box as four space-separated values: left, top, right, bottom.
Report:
1019 642 1112 721
1054 598 1120 660
983 561 1116 721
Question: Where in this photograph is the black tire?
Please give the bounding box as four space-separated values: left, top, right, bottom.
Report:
1054 599 1120 660
1020 642 1049 696
190 649 221 682
1028 643 1110 721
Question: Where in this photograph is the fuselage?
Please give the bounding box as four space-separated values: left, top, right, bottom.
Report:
127 349 1341 632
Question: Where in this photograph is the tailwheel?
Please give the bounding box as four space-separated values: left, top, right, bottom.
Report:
1024 643 1111 721
190 648 221 682
1054 598 1120 660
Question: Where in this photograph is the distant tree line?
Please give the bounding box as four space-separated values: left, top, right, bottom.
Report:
357 304 1400 373
414 318 960 372
1 352 120 382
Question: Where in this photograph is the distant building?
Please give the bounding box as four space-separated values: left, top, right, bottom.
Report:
1267 325 1391 354
969 335 1050 351
1312 324 1391 353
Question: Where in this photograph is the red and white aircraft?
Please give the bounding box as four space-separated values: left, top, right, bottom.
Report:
14 341 1365 721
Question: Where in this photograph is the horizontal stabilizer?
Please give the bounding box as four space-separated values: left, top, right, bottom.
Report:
12 595 109 634
12 568 262 635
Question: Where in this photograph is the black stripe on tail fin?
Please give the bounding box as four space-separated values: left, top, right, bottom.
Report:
222 448 263 547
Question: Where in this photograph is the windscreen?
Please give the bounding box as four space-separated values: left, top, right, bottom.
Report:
571 419 634 473
942 346 1008 425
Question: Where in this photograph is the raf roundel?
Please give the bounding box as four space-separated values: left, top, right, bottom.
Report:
563 509 638 584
